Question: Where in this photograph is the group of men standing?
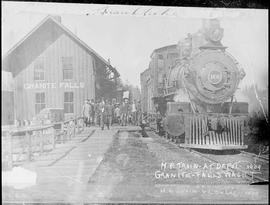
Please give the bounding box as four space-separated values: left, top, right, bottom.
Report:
82 98 141 130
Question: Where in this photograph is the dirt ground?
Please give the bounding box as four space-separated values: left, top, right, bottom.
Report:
86 131 268 203
87 131 160 201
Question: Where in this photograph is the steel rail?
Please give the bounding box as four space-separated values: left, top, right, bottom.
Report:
240 150 269 163
185 148 268 184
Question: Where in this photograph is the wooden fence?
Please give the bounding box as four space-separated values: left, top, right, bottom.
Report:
2 117 84 170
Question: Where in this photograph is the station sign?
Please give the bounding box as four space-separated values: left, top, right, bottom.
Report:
23 82 85 89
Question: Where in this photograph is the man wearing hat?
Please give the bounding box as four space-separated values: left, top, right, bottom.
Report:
82 99 91 127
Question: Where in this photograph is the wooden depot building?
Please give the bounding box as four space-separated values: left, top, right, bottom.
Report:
2 15 120 122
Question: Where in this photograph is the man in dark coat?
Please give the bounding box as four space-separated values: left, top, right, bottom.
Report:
94 100 100 127
121 98 130 126
90 99 95 126
140 112 149 137
82 99 91 127
99 99 106 130
106 101 114 128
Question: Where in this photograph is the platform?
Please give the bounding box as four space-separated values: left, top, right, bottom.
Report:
2 126 141 202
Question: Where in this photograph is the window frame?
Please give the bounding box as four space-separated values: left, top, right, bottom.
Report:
62 57 73 80
34 58 45 81
35 92 46 114
64 92 74 114
158 54 164 60
167 52 180 59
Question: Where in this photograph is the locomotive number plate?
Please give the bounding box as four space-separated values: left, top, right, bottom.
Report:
208 70 222 84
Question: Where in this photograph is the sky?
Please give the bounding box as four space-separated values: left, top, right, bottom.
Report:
2 2 268 89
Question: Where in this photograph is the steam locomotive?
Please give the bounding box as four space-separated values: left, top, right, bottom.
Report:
142 19 248 150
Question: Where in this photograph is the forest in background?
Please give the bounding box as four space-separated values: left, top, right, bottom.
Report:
241 85 269 155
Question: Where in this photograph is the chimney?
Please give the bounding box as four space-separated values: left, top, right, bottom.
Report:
52 15 61 23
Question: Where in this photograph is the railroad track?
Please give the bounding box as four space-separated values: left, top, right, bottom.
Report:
147 130 269 185
186 148 268 184
240 150 269 163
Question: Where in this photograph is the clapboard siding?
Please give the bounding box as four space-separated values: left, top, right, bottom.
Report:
14 33 95 121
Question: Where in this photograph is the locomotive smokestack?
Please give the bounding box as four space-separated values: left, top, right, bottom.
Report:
200 18 225 49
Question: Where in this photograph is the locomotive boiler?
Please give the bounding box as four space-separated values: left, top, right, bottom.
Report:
152 19 248 150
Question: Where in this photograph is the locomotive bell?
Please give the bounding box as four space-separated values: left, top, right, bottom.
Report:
209 27 224 42
201 19 224 49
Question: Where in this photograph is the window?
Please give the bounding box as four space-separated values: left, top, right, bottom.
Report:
35 93 45 114
108 71 115 80
34 59 45 80
64 92 74 113
158 54 164 59
158 73 163 83
62 57 73 80
167 53 179 59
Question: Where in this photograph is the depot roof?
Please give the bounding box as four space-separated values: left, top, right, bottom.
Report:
2 15 119 77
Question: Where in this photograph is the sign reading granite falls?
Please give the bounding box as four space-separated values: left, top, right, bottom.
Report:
23 82 85 89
